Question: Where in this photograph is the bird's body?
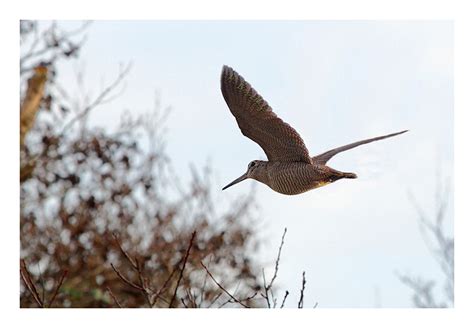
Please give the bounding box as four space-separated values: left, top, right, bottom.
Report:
220 65 407 195
244 160 355 195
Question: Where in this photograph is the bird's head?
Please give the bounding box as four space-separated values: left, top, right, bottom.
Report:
222 160 267 190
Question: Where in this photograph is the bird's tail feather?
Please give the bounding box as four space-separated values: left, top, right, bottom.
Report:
312 129 409 165
343 172 357 179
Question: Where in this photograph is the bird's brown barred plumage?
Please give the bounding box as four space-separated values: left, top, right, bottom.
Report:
221 65 312 164
221 65 407 195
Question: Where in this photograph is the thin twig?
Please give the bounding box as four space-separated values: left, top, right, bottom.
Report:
268 227 287 290
20 21 91 69
135 258 153 308
200 261 250 308
112 233 138 268
37 262 46 306
185 288 198 308
169 231 196 308
298 271 306 309
152 261 181 306
199 264 209 307
280 291 289 308
207 292 223 308
111 234 159 307
20 260 43 307
106 287 123 308
262 269 271 308
403 178 454 307
237 291 258 303
47 269 68 307
180 298 189 308
20 260 67 308
219 298 233 308
261 227 287 308
110 263 145 292
60 63 132 135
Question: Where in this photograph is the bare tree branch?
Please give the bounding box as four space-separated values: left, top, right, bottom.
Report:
20 260 43 307
401 176 453 307
200 261 250 308
20 21 91 74
268 227 287 290
298 271 306 309
20 259 68 308
47 269 68 307
60 63 132 135
280 290 289 308
152 262 180 306
106 287 123 308
110 263 145 292
169 231 196 308
262 227 287 308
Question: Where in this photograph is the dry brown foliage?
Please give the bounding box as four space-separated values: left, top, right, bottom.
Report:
20 21 264 308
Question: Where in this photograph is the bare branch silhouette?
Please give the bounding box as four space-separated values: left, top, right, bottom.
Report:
262 227 287 308
400 176 453 307
59 63 132 135
169 231 196 308
200 261 250 308
106 287 123 308
47 269 68 308
280 290 289 308
298 271 307 309
20 260 43 307
20 259 67 308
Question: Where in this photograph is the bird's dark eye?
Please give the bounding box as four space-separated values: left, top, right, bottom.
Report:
249 161 256 168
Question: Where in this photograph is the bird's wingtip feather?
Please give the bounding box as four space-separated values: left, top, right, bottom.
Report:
222 65 233 73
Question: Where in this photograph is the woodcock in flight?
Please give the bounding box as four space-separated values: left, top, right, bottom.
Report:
221 65 407 195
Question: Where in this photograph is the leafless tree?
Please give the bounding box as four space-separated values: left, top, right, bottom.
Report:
399 176 453 307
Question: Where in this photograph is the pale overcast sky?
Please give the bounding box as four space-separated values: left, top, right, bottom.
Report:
54 20 453 307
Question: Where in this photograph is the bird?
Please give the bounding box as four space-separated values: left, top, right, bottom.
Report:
220 65 408 195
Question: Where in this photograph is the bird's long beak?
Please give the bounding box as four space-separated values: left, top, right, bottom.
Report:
222 173 248 190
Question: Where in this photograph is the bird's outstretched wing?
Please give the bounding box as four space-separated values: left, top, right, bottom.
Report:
312 130 408 165
221 65 312 164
